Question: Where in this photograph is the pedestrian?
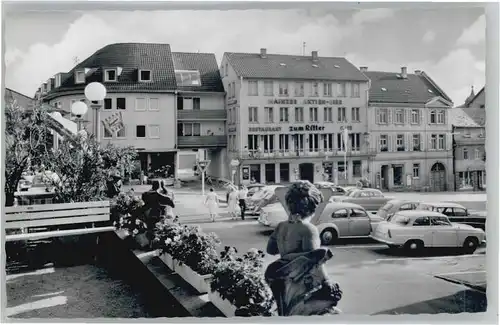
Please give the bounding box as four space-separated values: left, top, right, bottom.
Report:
141 180 175 231
160 180 176 220
227 187 239 220
204 188 220 222
106 170 122 198
238 185 248 220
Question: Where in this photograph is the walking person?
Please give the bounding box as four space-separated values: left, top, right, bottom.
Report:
141 180 175 230
238 185 248 220
227 187 239 220
160 180 176 220
204 188 220 222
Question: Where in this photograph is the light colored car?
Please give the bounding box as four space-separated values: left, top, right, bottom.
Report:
377 199 421 221
416 202 486 230
247 185 284 215
313 182 348 196
370 210 486 253
330 188 393 213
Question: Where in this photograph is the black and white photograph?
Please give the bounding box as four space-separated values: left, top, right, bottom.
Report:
2 1 496 321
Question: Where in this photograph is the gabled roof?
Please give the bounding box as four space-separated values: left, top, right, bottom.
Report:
47 43 177 97
225 52 369 82
5 88 35 111
448 107 480 128
172 52 224 92
459 86 485 126
363 70 453 105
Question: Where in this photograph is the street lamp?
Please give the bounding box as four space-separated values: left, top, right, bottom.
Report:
84 82 107 142
71 101 88 131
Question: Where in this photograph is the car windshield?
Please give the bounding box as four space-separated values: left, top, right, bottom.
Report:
348 191 359 197
390 215 411 225
380 203 394 211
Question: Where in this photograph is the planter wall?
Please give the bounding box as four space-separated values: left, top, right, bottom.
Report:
208 290 237 317
158 252 175 271
175 261 212 294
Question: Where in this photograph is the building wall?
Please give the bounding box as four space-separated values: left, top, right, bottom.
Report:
48 92 177 151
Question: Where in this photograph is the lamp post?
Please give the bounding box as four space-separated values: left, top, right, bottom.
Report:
84 82 107 142
342 127 349 180
71 101 88 131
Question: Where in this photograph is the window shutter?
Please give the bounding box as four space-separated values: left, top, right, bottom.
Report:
377 134 381 151
420 133 425 151
428 134 432 150
387 109 392 124
409 133 414 151
405 133 409 151
403 109 407 124
428 109 432 125
420 110 423 125
446 133 452 151
376 108 380 124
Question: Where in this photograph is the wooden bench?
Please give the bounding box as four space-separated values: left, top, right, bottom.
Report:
5 201 115 242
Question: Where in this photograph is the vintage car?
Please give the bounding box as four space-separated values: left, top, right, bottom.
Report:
377 199 421 221
370 210 486 253
416 202 486 230
313 182 348 196
246 185 284 216
330 188 393 213
225 183 265 203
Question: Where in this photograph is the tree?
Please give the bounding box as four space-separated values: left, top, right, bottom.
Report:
4 99 50 206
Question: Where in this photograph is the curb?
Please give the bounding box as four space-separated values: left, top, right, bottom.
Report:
434 275 486 293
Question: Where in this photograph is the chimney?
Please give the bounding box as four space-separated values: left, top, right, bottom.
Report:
311 51 318 62
414 69 421 74
401 66 408 79
360 66 368 72
260 48 267 58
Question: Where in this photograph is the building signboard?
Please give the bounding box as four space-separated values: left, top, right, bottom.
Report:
289 125 325 132
267 98 343 105
340 125 353 130
248 126 282 132
228 127 237 133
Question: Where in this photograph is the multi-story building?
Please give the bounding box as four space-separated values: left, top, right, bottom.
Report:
452 86 486 190
39 43 227 180
362 67 454 191
221 49 374 185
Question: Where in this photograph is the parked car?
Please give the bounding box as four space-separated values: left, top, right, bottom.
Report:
225 183 265 203
416 202 486 230
370 210 486 253
377 199 421 221
313 182 348 196
330 188 393 213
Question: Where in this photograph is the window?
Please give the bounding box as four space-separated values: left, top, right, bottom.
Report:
263 134 274 152
55 74 62 88
438 134 445 150
116 125 126 138
323 133 334 151
352 160 362 177
192 98 200 110
413 217 430 226
248 134 259 150
249 107 258 123
309 107 318 122
279 134 289 150
400 203 415 211
395 109 404 124
337 83 346 97
308 134 319 151
264 81 273 96
431 134 437 149
75 70 85 84
453 208 468 217
351 107 360 122
135 98 146 111
149 98 159 111
136 125 146 138
351 83 360 98
396 134 405 151
324 107 333 122
104 98 112 110
225 63 228 76
295 107 304 122
337 107 346 122
413 163 420 178
279 107 289 122
248 81 258 96
311 82 319 96
117 98 126 110
464 129 471 137
412 134 421 151
351 208 367 218
137 69 151 82
475 148 480 160
430 110 436 123
336 133 344 151
183 123 201 136
104 69 117 82
228 83 232 99
380 134 388 152
463 148 469 159
378 108 388 124
265 107 274 123
175 70 201 86
437 110 445 124
148 125 160 138
332 209 348 219
411 109 420 124
323 83 332 96
279 82 289 96
103 126 113 139
431 216 451 226
294 82 304 97
350 133 361 151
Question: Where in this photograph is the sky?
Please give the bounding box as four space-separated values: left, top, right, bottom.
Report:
4 3 486 106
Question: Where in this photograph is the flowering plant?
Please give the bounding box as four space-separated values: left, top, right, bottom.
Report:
210 246 276 316
116 216 148 238
154 221 220 275
111 192 144 222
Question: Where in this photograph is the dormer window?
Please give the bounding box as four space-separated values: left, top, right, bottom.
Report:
104 69 117 82
175 70 201 87
75 70 85 84
42 83 48 93
139 69 152 82
55 74 62 88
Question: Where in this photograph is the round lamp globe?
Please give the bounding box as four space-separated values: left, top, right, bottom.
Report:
84 82 107 101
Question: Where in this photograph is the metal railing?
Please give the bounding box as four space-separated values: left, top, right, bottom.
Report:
229 148 378 160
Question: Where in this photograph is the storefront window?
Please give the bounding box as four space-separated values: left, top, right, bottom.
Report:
250 164 261 183
353 160 362 177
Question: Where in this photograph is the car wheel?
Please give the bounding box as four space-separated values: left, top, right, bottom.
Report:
320 228 338 245
404 240 423 254
463 237 479 254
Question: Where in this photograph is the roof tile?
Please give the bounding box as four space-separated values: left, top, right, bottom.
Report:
449 107 480 127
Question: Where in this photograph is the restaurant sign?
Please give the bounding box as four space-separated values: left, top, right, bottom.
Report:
248 126 282 132
267 98 343 105
289 125 325 132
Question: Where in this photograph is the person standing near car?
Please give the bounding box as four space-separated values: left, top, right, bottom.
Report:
238 185 248 220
